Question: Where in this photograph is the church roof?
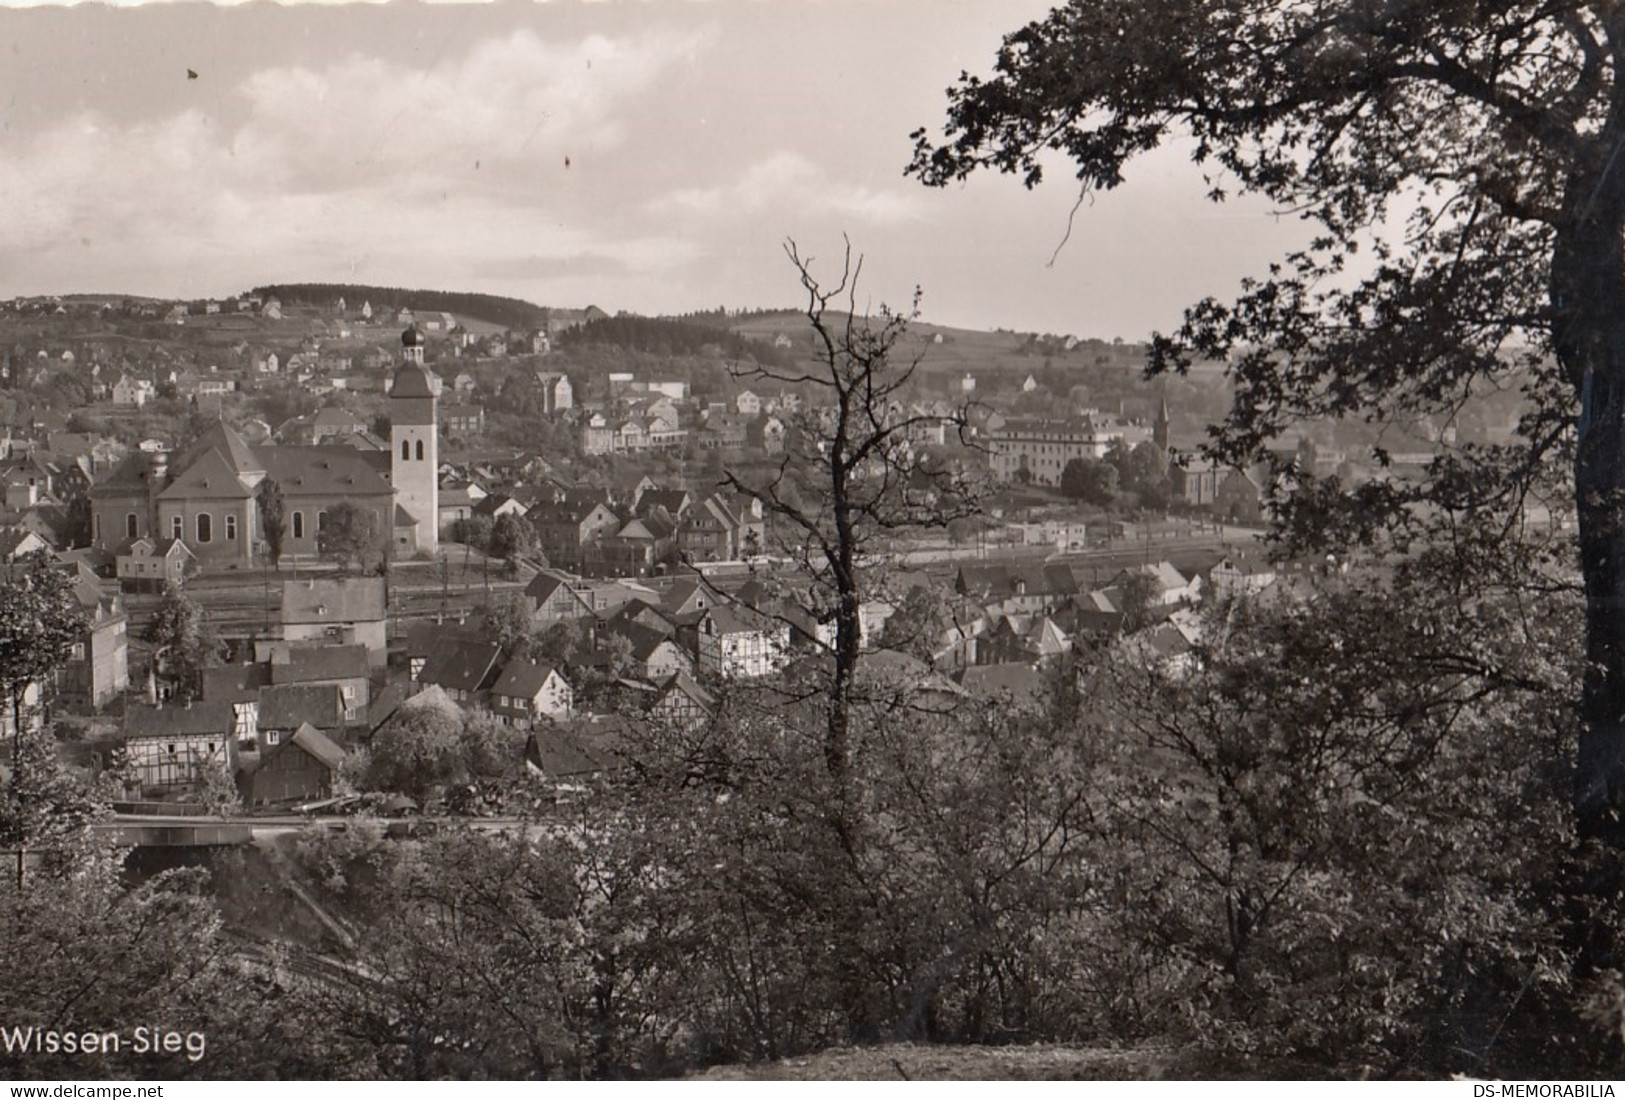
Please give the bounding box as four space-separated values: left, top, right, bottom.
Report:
257 446 393 499
157 447 253 500
177 421 262 479
87 453 154 497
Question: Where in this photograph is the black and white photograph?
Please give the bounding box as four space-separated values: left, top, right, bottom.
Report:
0 0 1622 1085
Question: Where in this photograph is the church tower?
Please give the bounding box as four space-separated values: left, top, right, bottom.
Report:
390 326 439 555
1152 387 1171 455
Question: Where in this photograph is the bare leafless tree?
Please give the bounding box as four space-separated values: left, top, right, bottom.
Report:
722 238 984 805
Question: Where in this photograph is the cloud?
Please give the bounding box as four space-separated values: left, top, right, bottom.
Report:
233 28 704 196
0 28 707 297
653 149 925 225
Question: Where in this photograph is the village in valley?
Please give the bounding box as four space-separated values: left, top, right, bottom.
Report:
0 286 1531 822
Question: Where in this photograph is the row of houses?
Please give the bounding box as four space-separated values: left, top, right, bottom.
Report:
531 485 765 574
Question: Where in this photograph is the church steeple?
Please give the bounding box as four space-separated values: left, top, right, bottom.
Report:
390 326 439 555
401 323 426 366
1152 387 1170 454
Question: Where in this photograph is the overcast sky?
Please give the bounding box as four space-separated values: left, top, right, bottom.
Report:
0 0 1312 340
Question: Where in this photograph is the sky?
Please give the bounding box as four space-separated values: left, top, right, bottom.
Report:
0 0 1314 341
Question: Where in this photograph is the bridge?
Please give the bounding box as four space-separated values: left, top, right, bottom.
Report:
99 819 256 847
93 813 543 847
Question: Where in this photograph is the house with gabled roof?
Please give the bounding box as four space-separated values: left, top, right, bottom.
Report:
602 619 691 683
633 486 692 519
534 500 621 571
0 526 49 561
695 603 790 678
955 563 1077 614
309 406 369 444
679 495 743 562
603 597 678 638
1208 555 1278 598
489 659 573 729
1111 561 1201 606
120 701 237 792
281 576 387 667
584 511 676 577
533 371 572 413
111 375 155 408
523 568 596 624
472 492 527 521
115 536 195 592
56 574 128 711
654 576 721 621
745 414 786 454
648 671 715 731
256 683 346 744
248 722 346 805
417 639 502 706
253 642 371 722
1214 468 1266 524
525 716 626 784
697 417 747 451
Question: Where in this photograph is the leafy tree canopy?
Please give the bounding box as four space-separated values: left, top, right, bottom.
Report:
318 502 384 574
256 477 286 569
1060 455 1118 505
909 0 1625 832
142 582 221 705
0 555 83 707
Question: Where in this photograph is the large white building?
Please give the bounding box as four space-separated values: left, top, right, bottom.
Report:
984 414 1122 485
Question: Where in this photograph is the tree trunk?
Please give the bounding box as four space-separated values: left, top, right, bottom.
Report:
12 686 23 890
1554 169 1625 838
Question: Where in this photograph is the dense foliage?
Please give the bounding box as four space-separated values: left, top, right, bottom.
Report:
908 0 1625 842
267 532 1602 1077
557 315 791 369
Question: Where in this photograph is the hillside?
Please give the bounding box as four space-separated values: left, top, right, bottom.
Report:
727 310 1157 381
560 314 792 368
253 283 552 331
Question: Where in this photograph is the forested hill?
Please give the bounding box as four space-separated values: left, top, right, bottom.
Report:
558 314 792 368
251 284 550 331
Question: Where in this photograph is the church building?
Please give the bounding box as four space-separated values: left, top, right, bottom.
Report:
90 327 441 565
